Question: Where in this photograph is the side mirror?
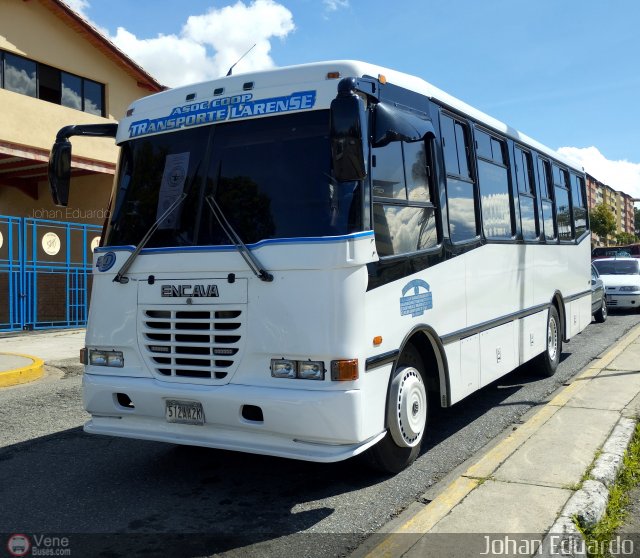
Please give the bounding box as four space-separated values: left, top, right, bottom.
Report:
373 102 434 148
48 139 72 207
330 80 367 182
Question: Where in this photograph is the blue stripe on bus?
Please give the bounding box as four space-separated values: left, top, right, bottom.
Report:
94 231 375 254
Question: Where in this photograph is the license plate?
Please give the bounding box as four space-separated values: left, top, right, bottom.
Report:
165 400 205 425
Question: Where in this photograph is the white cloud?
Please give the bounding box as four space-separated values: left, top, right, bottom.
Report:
112 0 294 87
323 0 350 11
62 0 295 88
557 146 640 200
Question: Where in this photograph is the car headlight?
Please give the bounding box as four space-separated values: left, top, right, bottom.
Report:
619 286 639 292
89 349 124 367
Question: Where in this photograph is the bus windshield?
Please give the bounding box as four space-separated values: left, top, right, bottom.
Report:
105 110 362 248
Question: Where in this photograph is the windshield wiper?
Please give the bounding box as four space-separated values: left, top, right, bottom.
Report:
113 192 187 284
204 194 273 282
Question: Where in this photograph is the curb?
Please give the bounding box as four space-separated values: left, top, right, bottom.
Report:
360 323 640 558
537 417 637 558
0 352 45 387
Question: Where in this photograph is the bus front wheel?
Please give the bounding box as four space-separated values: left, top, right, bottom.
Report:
365 344 428 474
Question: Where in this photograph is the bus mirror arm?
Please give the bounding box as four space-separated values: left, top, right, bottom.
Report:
48 123 118 207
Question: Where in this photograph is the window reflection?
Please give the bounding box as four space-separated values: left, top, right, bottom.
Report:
4 53 36 97
374 205 437 257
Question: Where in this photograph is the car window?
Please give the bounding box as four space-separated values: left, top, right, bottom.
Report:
594 260 640 275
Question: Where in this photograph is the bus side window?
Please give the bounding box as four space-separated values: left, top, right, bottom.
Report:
440 113 478 243
536 157 556 242
372 139 438 257
475 128 513 240
515 146 539 240
570 173 588 238
553 164 573 241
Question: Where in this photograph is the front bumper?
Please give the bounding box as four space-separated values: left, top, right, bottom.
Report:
82 373 384 462
606 293 640 309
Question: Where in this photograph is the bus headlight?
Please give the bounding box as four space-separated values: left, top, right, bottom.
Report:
298 361 325 380
89 349 124 367
271 359 297 378
271 359 326 380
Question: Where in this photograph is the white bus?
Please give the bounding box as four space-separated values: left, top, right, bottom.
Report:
49 61 591 473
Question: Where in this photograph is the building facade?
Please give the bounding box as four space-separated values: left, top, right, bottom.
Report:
586 173 636 245
0 0 162 330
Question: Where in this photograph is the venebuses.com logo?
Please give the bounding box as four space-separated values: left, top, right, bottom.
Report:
7 534 30 557
6 533 71 556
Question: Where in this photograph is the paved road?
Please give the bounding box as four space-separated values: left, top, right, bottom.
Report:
1 313 639 557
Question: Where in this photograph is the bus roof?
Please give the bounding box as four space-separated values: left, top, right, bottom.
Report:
122 60 581 172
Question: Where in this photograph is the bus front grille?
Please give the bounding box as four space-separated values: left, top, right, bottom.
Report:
138 306 245 383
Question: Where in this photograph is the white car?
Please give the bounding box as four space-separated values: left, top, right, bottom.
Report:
592 257 640 310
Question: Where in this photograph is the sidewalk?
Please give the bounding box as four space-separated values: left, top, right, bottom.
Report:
0 329 84 386
356 324 640 558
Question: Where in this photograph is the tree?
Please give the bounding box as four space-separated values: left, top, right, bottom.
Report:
590 203 617 243
615 232 637 245
634 207 640 237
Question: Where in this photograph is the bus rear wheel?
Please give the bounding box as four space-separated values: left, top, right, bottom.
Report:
534 305 562 377
365 344 428 474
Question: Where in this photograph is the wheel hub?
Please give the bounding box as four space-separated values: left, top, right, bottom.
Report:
388 367 427 448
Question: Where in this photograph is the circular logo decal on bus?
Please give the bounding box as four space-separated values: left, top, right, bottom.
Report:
41 232 61 256
90 236 101 252
7 534 31 557
0 231 4 250
96 251 116 272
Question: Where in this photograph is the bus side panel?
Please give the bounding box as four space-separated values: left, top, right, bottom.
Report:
479 321 517 387
519 310 548 365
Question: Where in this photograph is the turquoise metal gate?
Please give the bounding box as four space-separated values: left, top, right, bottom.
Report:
0 215 101 331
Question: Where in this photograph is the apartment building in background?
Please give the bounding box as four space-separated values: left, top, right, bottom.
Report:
586 173 636 245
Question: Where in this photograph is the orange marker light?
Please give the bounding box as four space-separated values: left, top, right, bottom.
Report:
331 359 359 381
373 336 383 346
378 74 387 84
326 71 341 79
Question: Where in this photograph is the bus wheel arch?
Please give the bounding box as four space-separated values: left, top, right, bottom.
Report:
364 327 449 473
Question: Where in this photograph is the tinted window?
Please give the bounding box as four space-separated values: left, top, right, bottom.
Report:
373 205 437 256
84 79 104 116
372 138 438 257
38 64 61 104
372 142 405 199
448 178 477 242
61 72 82 110
541 200 555 241
442 114 477 242
593 260 640 275
555 186 572 241
570 174 587 238
441 114 471 179
476 133 512 239
404 141 431 202
4 53 36 97
106 111 360 247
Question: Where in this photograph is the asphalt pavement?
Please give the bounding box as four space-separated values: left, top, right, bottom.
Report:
1 325 640 558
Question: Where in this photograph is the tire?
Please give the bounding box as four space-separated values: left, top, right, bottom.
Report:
534 305 562 377
594 297 607 323
364 344 428 474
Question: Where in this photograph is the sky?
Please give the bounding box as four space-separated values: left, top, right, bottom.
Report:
64 0 640 198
